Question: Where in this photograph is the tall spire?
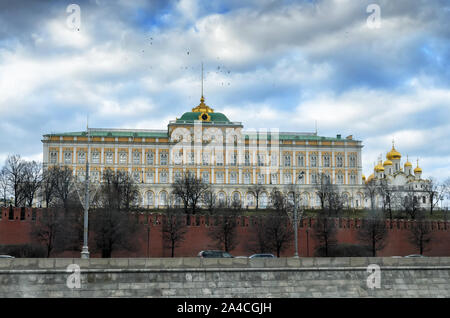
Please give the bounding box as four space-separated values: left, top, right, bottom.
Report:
201 62 204 99
192 62 214 113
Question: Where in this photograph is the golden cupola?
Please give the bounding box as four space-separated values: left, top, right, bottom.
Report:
414 159 422 174
367 174 374 182
192 95 214 114
374 161 385 172
386 142 401 160
383 159 393 166
404 156 412 168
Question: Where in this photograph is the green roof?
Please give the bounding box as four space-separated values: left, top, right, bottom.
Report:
176 112 231 123
44 130 168 138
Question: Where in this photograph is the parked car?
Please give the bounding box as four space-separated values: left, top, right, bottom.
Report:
197 250 233 258
0 255 14 258
234 256 248 258
249 254 275 258
404 254 426 258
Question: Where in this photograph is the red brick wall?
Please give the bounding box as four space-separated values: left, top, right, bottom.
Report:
1 208 449 257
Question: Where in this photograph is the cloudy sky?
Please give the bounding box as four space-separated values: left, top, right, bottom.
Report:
0 0 449 181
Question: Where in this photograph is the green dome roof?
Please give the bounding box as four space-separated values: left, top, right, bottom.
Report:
177 112 231 123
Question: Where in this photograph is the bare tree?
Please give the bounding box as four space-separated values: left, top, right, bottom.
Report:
408 212 433 255
401 191 422 220
248 184 265 210
30 208 65 257
0 167 9 207
91 169 140 258
264 211 294 257
172 172 208 214
41 168 58 208
201 188 217 214
21 161 42 207
313 211 338 257
379 179 398 220
357 211 388 256
315 173 332 211
208 209 240 252
423 177 445 216
53 166 75 212
364 178 379 211
248 216 272 254
162 207 188 257
270 188 289 214
326 189 344 216
4 155 26 206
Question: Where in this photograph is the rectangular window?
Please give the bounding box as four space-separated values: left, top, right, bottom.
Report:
284 173 292 184
230 153 237 166
202 171 209 184
78 151 86 164
297 155 304 167
92 151 100 164
310 155 317 167
257 154 265 167
146 152 154 165
336 155 343 168
64 151 72 164
119 152 127 165
160 152 168 165
349 155 356 168
133 151 141 165
146 172 154 183
50 151 58 164
257 173 265 184
230 172 237 184
324 155 330 167
188 152 194 165
159 172 168 183
284 155 291 167
244 173 251 184
271 173 278 184
216 172 224 184
244 153 250 166
271 153 278 167
105 151 113 164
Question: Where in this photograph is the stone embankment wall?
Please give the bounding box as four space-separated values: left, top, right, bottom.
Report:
0 257 449 297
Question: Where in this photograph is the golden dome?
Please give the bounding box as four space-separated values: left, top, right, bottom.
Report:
374 162 385 172
387 147 401 160
386 143 401 160
192 96 214 113
383 159 392 166
414 159 422 174
367 174 374 182
362 174 366 181
404 155 412 167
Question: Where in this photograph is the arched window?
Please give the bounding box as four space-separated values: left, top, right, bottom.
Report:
260 192 268 208
160 191 167 206
146 191 154 206
246 193 255 206
218 192 226 206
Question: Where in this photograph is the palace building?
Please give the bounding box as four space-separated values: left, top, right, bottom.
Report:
42 94 365 209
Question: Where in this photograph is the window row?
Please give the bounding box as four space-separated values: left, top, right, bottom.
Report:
51 150 358 168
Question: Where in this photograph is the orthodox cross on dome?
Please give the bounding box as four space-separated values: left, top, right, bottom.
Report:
192 62 214 113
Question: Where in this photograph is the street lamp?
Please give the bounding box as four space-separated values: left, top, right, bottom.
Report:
293 171 305 258
81 127 90 259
